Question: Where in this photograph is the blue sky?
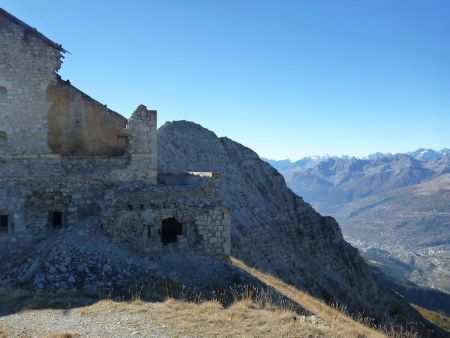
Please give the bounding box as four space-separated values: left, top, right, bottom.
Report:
2 0 449 159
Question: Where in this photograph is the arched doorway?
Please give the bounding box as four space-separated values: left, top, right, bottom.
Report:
161 217 183 244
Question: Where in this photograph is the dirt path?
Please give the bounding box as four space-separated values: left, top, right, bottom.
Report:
0 304 189 338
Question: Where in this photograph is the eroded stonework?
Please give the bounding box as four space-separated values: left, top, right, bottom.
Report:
0 8 230 260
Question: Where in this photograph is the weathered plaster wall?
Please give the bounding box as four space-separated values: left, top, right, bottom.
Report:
47 79 128 156
0 13 141 158
0 14 61 155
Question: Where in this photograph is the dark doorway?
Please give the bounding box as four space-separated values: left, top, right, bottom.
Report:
0 214 9 233
161 217 182 244
50 211 63 229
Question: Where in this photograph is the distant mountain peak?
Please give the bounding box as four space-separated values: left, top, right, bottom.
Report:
263 148 449 167
406 148 443 161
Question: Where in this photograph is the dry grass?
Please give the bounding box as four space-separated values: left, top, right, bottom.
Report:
412 304 450 332
157 298 329 337
0 328 8 338
230 258 385 337
0 259 420 337
78 297 330 337
230 258 417 338
76 258 396 338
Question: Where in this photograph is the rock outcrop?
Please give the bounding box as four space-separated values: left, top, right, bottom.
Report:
158 121 426 329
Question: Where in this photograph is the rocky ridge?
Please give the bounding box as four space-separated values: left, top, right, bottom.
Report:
157 121 427 329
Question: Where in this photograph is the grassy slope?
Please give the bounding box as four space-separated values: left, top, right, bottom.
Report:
412 305 450 332
230 258 389 338
1 258 422 338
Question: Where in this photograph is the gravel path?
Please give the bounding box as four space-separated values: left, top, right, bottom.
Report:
0 304 191 338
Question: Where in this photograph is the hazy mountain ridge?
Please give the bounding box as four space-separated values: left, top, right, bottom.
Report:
266 149 450 303
264 148 450 171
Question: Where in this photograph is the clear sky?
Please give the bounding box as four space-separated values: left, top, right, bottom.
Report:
2 0 449 160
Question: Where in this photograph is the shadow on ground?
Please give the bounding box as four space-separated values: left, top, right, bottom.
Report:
0 261 308 319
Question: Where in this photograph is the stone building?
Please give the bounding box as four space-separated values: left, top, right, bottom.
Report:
0 8 230 259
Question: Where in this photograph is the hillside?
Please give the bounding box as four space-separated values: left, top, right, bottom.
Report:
270 150 450 306
0 122 439 336
0 258 416 338
157 121 429 331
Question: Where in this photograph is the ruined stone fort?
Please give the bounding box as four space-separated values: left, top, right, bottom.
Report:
0 8 230 259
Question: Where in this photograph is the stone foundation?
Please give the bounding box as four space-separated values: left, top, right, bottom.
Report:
0 164 230 259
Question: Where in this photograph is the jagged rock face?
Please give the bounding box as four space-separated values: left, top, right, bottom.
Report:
158 121 422 327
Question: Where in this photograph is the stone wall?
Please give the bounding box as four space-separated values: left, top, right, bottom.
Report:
47 78 128 156
0 12 156 164
0 10 228 261
0 13 62 155
120 105 158 184
102 177 230 259
0 158 230 259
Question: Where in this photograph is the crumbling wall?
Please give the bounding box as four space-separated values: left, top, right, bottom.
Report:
101 179 231 259
0 9 228 260
119 105 158 184
0 159 230 260
0 14 62 155
47 78 128 156
102 204 230 259
0 12 140 157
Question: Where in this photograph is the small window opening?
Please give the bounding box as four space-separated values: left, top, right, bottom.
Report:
140 204 145 210
161 217 183 244
0 86 6 101
50 211 64 229
127 204 133 211
0 214 9 233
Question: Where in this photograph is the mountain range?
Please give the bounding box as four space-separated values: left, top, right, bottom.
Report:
265 148 450 171
264 148 450 313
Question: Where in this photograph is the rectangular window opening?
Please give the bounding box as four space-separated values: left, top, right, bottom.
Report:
0 214 9 233
50 211 64 229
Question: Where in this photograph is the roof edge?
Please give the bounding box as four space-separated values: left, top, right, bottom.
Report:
0 7 67 53
55 76 127 122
